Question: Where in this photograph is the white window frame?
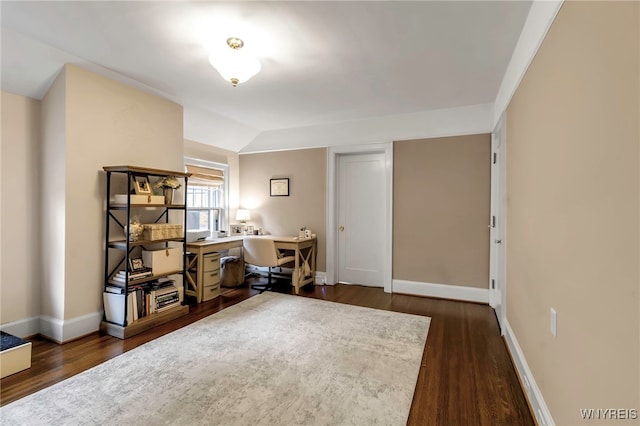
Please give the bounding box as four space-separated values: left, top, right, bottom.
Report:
184 157 229 235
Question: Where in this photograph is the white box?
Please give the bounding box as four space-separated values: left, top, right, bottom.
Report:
187 230 208 242
114 194 164 205
142 247 182 275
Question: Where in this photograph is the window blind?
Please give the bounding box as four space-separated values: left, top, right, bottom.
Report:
186 164 224 187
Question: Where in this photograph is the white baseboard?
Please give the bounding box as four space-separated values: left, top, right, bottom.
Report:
39 315 64 343
392 279 489 303
40 311 102 343
314 271 328 285
503 319 554 426
0 316 40 338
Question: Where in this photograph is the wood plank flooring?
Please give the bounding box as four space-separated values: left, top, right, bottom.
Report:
0 281 534 425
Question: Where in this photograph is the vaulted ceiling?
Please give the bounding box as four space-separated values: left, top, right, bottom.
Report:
1 1 532 153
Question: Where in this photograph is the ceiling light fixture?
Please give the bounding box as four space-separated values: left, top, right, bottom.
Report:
209 37 261 87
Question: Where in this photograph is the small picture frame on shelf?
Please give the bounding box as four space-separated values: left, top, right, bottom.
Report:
230 224 244 236
245 225 254 235
128 257 146 272
133 176 152 195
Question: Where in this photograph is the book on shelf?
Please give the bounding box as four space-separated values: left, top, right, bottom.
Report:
105 285 124 294
112 270 153 283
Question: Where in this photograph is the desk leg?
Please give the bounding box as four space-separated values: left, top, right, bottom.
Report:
293 246 300 294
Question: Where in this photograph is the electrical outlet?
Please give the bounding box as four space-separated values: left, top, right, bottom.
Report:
550 308 557 337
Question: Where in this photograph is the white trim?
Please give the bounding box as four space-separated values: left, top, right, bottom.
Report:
39 311 102 343
314 271 328 285
0 316 40 338
493 0 563 126
327 142 393 293
39 315 64 343
503 320 555 426
393 279 489 304
184 157 230 232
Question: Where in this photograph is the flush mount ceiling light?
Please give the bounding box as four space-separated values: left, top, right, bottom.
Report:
209 37 262 87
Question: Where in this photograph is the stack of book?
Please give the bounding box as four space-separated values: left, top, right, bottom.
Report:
111 268 153 285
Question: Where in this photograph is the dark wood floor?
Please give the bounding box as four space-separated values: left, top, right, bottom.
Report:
0 280 534 425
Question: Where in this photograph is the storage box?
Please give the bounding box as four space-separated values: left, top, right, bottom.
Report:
142 247 182 275
114 194 164 205
187 230 209 242
0 332 32 378
143 224 183 240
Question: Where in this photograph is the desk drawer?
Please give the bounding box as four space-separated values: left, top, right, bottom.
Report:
203 269 220 286
202 283 220 301
203 253 220 272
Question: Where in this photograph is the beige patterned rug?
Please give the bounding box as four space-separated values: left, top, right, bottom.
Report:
0 292 430 425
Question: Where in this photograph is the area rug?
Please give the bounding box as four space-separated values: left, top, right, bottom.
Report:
0 292 431 425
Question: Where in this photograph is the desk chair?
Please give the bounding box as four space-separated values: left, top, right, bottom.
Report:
243 237 295 293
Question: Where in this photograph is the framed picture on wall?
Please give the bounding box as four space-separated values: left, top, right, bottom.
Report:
133 176 152 195
270 178 289 196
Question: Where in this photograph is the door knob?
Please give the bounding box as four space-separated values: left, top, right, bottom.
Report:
339 225 345 232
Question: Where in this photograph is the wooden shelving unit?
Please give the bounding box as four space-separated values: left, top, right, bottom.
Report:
100 165 190 339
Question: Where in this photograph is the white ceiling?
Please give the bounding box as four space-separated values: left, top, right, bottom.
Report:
1 1 532 153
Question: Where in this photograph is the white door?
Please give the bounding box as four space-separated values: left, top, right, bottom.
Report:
337 153 386 287
489 118 507 334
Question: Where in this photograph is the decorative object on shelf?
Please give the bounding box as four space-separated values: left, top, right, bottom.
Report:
142 223 183 240
270 178 289 196
154 176 182 205
209 37 261 87
128 256 146 272
124 219 144 242
245 225 254 235
133 176 152 195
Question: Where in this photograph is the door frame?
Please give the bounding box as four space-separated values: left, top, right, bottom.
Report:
489 114 507 334
326 142 393 293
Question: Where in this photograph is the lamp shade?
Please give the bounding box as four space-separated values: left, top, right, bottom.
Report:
209 50 261 86
235 209 251 222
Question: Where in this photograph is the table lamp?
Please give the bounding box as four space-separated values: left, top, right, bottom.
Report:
236 209 250 224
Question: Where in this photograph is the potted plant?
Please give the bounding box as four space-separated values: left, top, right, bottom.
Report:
155 176 181 204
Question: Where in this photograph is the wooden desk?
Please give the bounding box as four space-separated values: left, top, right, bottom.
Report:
186 236 316 302
268 236 317 295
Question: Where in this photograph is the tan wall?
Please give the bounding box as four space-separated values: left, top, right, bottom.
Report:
393 135 491 287
506 2 639 424
62 65 184 327
239 148 326 272
184 139 240 215
41 72 67 322
0 92 41 327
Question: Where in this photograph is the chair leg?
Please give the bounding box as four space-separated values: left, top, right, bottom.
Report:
250 267 275 293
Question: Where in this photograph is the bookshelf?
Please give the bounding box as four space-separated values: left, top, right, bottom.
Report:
100 165 190 339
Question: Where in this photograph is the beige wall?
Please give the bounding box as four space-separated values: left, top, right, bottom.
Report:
393 135 491 287
1 66 185 338
506 2 639 424
184 139 240 216
64 64 184 323
0 92 41 328
239 148 327 271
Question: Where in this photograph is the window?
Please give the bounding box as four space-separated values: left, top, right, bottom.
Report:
185 162 228 238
